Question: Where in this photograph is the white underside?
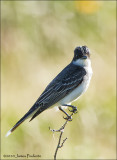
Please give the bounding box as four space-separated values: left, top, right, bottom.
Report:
56 58 93 107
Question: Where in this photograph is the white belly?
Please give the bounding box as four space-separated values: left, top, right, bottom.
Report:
58 66 92 105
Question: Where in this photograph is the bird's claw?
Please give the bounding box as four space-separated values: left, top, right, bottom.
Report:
63 115 72 121
68 107 78 114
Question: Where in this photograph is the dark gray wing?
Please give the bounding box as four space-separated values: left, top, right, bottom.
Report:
29 63 86 121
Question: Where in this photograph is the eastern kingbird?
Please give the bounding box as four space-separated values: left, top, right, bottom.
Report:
6 45 93 137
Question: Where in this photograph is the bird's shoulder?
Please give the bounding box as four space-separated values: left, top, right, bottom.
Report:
53 63 86 82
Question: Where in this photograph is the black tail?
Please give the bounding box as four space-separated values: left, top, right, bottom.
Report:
5 106 38 137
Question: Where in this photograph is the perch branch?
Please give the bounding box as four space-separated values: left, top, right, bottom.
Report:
49 110 76 160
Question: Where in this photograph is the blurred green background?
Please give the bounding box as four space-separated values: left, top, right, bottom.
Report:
1 1 116 159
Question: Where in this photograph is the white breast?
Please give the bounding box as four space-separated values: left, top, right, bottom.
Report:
58 58 93 105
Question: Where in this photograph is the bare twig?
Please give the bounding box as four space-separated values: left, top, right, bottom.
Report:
59 137 68 148
49 112 76 160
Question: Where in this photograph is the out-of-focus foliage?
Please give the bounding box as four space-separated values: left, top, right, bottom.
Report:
76 1 101 14
1 1 116 159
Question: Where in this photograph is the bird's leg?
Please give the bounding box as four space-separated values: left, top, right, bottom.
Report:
62 104 78 114
59 106 72 121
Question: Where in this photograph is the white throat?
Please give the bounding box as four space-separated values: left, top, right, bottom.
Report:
73 58 91 68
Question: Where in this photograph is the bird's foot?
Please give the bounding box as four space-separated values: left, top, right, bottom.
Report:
63 115 72 121
62 104 78 114
59 106 72 121
68 106 78 114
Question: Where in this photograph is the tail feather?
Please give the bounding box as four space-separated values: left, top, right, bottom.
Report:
29 107 45 122
5 107 38 137
5 119 24 137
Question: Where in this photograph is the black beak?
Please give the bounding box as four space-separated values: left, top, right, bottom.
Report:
82 56 87 59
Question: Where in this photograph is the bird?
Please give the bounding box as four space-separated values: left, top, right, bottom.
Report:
6 45 93 137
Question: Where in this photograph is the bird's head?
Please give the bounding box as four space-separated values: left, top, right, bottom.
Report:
72 46 91 67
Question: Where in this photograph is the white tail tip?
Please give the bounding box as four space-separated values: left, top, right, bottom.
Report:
5 129 12 137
